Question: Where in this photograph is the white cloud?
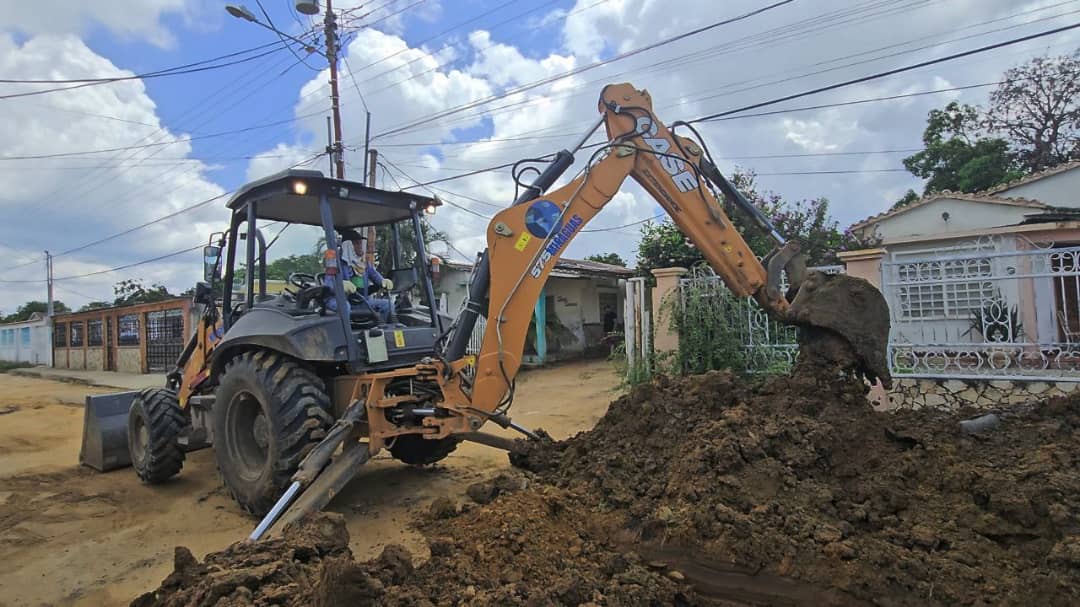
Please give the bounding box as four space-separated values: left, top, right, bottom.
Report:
0 0 189 47
0 33 226 310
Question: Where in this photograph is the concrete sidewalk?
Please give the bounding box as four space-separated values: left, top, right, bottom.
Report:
10 366 164 391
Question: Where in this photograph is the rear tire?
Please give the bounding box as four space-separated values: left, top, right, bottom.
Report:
128 388 185 484
389 434 460 466
213 351 334 516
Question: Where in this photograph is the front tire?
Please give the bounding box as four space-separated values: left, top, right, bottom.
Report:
128 388 186 484
213 351 334 516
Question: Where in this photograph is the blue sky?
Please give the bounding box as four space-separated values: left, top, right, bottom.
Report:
0 0 1077 311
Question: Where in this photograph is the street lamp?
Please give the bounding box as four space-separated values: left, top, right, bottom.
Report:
295 0 320 15
225 4 320 54
225 4 257 21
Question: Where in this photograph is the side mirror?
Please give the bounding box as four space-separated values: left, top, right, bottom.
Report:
203 245 222 283
193 281 214 305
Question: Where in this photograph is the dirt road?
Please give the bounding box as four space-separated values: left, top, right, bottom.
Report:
0 360 621 607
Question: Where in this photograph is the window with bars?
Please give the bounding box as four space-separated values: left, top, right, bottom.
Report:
55 322 67 346
87 320 103 346
895 257 995 320
70 322 84 347
118 314 140 345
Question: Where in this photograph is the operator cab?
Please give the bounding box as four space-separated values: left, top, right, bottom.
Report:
202 169 449 373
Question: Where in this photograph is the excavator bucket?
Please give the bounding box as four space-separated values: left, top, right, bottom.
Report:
79 391 136 472
787 271 892 388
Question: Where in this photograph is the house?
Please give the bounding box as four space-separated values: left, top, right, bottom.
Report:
436 257 634 363
840 161 1080 406
52 298 196 374
0 312 51 366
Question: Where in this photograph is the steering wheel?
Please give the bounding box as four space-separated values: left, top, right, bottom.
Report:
287 272 318 290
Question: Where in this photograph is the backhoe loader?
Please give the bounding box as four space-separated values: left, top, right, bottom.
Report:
80 83 890 540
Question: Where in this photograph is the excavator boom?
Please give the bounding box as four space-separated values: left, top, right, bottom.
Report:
467 83 890 411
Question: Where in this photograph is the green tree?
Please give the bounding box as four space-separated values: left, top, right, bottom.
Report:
266 254 322 280
2 300 68 322
635 170 858 275
78 301 112 312
585 252 627 267
985 51 1080 172
892 189 921 210
902 101 1023 195
113 279 174 306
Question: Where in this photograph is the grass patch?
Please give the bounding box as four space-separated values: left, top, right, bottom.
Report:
0 360 33 373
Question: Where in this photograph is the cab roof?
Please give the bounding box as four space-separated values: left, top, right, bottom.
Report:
226 169 437 227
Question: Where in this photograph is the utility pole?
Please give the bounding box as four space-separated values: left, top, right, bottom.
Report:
45 250 53 317
228 2 349 178
366 148 378 262
367 149 378 187
324 0 345 179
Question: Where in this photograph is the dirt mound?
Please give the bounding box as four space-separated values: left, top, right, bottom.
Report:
133 486 696 606
135 368 1080 606
518 370 1080 606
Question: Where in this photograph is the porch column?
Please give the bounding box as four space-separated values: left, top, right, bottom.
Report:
651 267 687 356
534 287 547 364
837 248 886 289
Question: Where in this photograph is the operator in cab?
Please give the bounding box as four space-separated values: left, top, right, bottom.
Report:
339 228 393 319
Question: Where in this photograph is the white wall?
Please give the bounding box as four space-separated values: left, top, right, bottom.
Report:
997 170 1079 207
0 317 51 365
435 266 625 356
437 267 472 314
871 198 1033 243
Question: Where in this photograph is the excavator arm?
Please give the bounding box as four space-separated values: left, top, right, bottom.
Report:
468 83 889 411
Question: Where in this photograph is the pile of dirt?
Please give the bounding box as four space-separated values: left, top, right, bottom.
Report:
135 367 1080 606
516 370 1080 606
133 480 695 607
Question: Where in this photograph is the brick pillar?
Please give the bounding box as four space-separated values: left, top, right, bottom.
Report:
650 267 687 355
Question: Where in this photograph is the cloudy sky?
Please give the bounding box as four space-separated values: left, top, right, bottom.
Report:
0 0 1077 313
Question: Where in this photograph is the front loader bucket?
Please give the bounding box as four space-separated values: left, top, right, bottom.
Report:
79 391 137 472
788 271 892 388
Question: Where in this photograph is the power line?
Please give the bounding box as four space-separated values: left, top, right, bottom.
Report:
293 0 582 116
0 41 303 100
688 21 1080 124
0 245 203 284
0 153 325 279
393 146 924 173
348 0 565 92
582 213 665 233
347 0 526 75
0 39 289 84
372 0 797 140
0 110 327 160
700 81 1005 122
367 0 927 140
54 283 111 303
256 0 321 71
368 0 1068 144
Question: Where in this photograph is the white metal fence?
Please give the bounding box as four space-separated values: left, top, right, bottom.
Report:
881 237 1080 381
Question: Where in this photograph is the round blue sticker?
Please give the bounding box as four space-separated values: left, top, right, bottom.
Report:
524 199 561 238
